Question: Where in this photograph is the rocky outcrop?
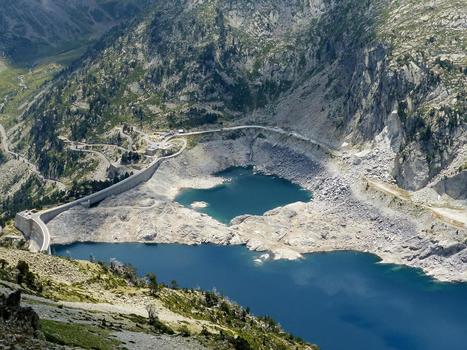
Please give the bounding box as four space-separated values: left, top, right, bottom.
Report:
434 171 467 200
0 247 317 350
0 290 40 336
14 0 464 199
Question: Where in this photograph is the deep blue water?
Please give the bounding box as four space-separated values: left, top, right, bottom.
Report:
53 243 467 350
175 167 311 223
52 168 467 350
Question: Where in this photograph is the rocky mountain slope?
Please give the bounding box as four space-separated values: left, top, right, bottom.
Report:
14 0 465 194
0 1 156 225
0 0 152 65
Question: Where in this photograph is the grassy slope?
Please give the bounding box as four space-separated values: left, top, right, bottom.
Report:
40 319 122 350
0 59 60 127
0 0 152 67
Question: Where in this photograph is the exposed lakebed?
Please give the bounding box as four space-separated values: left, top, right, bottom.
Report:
52 167 467 349
175 167 312 223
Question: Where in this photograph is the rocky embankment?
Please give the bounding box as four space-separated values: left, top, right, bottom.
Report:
47 130 467 282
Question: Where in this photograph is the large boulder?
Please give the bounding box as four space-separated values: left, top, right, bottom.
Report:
0 290 40 336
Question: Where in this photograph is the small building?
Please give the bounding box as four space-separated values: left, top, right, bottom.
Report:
145 144 159 156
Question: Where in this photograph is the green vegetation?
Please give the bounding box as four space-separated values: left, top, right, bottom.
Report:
16 260 42 292
0 0 152 66
147 304 175 335
159 288 315 350
0 176 54 226
0 169 129 228
146 272 159 297
376 0 466 182
2 0 460 197
40 319 122 350
0 248 318 349
0 259 42 293
0 59 60 128
67 173 130 201
19 0 324 180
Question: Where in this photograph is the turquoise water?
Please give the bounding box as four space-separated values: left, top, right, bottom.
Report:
175 167 312 223
53 243 467 350
52 168 467 349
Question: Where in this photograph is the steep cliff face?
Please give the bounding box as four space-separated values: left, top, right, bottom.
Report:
21 0 329 177
308 0 466 191
18 0 466 194
349 0 466 191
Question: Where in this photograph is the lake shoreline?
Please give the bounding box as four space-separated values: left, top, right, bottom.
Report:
51 242 467 350
175 166 311 225
47 130 467 283
52 241 463 286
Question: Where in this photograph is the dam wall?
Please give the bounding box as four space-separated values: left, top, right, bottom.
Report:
40 158 162 222
14 211 50 253
14 125 328 254
15 156 165 253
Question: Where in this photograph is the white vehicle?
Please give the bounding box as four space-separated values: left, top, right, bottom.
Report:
178 129 185 134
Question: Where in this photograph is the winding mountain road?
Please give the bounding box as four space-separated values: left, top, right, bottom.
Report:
16 125 328 253
171 125 335 154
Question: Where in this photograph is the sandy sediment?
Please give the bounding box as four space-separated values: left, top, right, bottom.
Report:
47 129 467 282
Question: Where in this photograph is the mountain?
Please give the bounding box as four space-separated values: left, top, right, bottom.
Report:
19 0 465 191
0 0 465 223
0 1 465 346
0 0 152 65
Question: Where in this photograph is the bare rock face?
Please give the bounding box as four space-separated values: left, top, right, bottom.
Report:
393 144 431 190
16 0 463 198
434 171 467 200
47 132 467 282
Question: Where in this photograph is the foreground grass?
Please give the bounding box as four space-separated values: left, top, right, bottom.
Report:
40 319 122 350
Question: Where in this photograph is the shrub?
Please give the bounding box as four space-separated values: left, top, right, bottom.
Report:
16 260 30 284
204 291 219 307
146 304 174 334
0 259 8 269
231 336 252 350
178 325 191 337
146 273 159 296
170 280 179 289
15 260 42 292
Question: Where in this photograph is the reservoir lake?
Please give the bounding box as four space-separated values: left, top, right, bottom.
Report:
53 167 467 350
